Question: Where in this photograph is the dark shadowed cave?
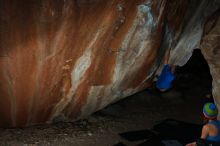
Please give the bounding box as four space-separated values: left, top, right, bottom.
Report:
0 49 214 146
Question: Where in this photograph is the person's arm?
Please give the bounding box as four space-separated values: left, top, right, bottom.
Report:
201 124 210 139
185 124 210 146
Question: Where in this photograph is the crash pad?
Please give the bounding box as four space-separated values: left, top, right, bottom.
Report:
117 119 203 146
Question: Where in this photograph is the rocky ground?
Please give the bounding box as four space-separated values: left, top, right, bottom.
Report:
0 50 213 146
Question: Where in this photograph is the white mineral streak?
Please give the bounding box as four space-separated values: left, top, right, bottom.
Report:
113 4 151 83
86 3 156 106
25 3 70 124
110 2 166 101
3 60 17 126
77 3 161 118
142 0 168 82
169 0 216 66
49 30 102 121
80 86 104 118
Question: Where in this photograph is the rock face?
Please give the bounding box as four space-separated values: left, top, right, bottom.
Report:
201 9 220 119
0 0 219 127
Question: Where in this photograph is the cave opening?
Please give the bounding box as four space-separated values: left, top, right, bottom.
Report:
170 49 213 122
174 49 212 99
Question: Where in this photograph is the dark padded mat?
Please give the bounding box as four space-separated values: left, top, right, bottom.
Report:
136 136 165 146
116 119 203 146
153 119 202 145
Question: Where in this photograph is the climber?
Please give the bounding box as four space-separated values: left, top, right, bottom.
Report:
156 49 175 92
156 64 175 92
186 102 220 146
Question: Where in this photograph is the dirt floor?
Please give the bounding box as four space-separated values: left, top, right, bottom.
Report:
0 50 213 146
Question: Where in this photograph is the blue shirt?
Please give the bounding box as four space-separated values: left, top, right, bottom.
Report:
156 64 175 90
207 121 220 142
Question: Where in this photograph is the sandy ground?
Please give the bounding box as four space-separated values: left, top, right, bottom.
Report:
0 50 212 146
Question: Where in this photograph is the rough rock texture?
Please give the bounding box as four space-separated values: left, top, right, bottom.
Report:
200 9 220 119
0 0 219 127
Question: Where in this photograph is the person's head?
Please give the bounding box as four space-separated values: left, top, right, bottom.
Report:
203 102 218 122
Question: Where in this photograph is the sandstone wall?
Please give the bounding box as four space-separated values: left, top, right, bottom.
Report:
0 0 219 127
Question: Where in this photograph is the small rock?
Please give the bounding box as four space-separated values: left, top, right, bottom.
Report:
87 132 92 136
